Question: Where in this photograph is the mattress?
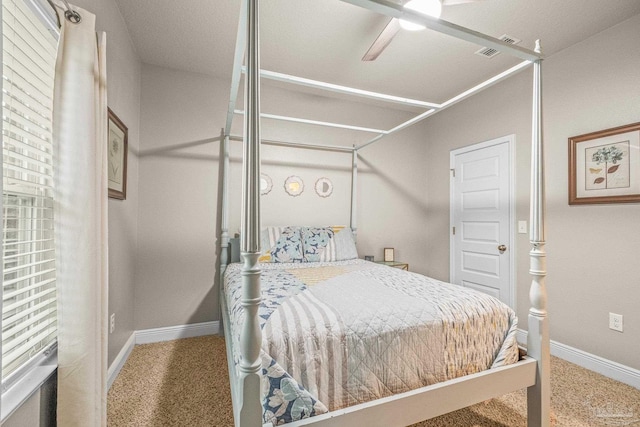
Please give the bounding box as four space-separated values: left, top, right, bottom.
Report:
223 259 519 425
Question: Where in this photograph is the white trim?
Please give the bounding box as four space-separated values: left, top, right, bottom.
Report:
135 321 220 345
24 0 60 37
106 322 221 390
516 329 640 390
0 349 57 423
449 135 516 309
107 332 135 390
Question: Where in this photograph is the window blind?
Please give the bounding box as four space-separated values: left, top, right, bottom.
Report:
2 0 58 381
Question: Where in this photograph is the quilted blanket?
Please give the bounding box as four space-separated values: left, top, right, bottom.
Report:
223 259 519 425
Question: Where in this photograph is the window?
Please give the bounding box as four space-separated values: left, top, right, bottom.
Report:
1 0 58 392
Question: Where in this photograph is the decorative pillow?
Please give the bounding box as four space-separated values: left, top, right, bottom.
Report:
259 226 304 263
301 226 358 262
300 227 335 262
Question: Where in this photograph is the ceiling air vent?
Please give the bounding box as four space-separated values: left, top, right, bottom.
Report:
475 34 522 59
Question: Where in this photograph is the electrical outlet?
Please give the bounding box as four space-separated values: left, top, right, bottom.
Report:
609 313 623 332
518 220 527 234
110 313 116 334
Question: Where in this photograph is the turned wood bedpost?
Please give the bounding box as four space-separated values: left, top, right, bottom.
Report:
350 147 358 242
527 40 550 427
238 0 263 425
219 129 229 336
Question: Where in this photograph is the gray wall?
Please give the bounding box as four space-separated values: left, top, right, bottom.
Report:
421 14 640 370
136 64 429 329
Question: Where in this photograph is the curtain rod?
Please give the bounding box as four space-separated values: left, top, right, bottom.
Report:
47 0 82 23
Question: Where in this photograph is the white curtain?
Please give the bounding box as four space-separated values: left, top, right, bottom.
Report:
52 4 109 426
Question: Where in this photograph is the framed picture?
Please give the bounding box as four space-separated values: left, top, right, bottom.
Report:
108 108 128 200
569 122 640 205
384 248 394 262
364 255 374 262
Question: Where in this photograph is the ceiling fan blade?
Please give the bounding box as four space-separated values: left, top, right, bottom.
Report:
362 18 400 61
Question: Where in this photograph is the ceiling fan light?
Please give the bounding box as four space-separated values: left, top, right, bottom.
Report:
399 0 442 31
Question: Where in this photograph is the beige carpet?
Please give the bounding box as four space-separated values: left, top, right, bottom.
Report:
108 336 640 426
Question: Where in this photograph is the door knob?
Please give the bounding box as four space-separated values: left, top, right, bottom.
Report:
498 245 507 253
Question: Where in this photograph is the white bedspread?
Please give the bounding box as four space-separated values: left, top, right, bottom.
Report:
224 259 519 425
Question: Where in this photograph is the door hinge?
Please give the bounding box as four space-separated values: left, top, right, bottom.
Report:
452 226 456 235
450 168 455 178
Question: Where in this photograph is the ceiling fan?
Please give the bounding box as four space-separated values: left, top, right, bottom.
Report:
362 0 486 61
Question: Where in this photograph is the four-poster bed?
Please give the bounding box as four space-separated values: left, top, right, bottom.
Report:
218 0 550 426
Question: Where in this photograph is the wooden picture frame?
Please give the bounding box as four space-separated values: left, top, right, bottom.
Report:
384 248 394 262
569 122 640 205
108 108 128 200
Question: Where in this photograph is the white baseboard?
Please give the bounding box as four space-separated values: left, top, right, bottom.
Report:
107 321 220 389
107 332 135 390
517 329 640 389
135 321 220 345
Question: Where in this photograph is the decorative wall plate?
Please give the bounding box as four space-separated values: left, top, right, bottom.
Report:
315 177 333 198
284 175 304 197
260 173 273 195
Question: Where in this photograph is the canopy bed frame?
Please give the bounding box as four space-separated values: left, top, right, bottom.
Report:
217 0 550 426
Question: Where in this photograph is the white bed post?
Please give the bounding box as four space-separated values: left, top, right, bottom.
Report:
350 147 358 242
220 129 230 278
238 0 263 425
219 129 229 336
527 40 550 427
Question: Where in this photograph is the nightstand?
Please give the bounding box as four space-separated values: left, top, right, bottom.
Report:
375 261 409 271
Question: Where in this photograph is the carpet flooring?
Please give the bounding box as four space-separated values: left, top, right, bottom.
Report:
107 336 640 426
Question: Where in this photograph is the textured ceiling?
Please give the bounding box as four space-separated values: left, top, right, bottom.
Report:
114 0 640 107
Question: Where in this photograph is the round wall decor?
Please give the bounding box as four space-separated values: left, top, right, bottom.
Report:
315 177 333 198
260 173 273 195
284 175 304 197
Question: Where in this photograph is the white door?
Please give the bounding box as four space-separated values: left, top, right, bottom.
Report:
450 136 514 307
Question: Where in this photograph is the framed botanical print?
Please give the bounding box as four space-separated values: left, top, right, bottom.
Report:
108 108 128 200
568 122 640 205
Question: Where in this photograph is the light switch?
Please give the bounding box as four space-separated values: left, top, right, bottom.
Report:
518 221 527 234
